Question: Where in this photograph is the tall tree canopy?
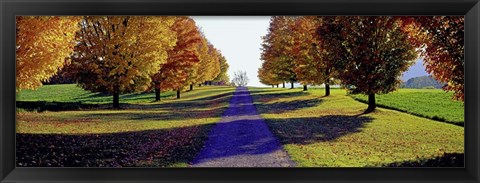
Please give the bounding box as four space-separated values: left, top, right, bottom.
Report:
261 16 297 89
291 16 338 95
335 16 418 112
402 16 464 101
16 16 80 91
67 16 177 108
194 36 221 86
213 54 230 84
151 16 202 100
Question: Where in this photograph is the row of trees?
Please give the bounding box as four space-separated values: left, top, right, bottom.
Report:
16 16 230 108
258 16 464 113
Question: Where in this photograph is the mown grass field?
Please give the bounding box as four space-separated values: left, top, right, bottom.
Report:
249 87 464 167
16 84 235 167
17 84 176 104
350 89 464 126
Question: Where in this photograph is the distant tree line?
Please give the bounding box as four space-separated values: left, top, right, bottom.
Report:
258 16 464 113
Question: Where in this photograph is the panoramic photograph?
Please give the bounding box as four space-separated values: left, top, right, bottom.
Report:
15 16 464 167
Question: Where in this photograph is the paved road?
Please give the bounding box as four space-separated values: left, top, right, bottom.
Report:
192 87 295 167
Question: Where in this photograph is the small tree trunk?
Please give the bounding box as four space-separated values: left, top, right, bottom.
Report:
177 89 181 99
303 85 307 91
276 84 279 88
366 93 376 113
155 88 161 101
271 85 274 88
113 92 120 109
190 84 193 91
198 84 201 87
325 82 330 96
282 82 285 88
291 81 294 89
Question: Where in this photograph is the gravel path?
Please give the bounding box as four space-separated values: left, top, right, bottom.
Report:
192 87 295 167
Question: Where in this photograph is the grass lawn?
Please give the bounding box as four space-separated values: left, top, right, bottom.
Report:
16 84 235 167
249 87 464 167
350 89 464 126
17 84 176 104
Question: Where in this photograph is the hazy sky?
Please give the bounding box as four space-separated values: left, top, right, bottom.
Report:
192 16 428 87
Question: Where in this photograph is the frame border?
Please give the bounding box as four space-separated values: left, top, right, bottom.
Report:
1 0 479 183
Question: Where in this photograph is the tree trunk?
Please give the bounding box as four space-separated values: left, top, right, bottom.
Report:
177 89 181 99
276 84 279 88
366 93 376 113
113 92 120 109
190 84 193 91
282 82 285 88
271 85 274 88
291 81 294 89
209 81 212 85
155 88 161 101
325 82 330 96
198 84 202 87
303 85 307 91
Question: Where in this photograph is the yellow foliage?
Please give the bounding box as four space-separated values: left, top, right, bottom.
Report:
16 16 81 91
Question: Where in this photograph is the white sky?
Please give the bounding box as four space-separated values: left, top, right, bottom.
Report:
192 16 271 87
192 16 427 87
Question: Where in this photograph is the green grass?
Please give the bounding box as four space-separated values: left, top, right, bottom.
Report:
17 84 175 104
16 85 235 167
249 87 464 167
350 89 464 125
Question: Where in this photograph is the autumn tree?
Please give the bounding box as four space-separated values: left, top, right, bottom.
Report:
194 35 221 87
67 16 176 108
258 61 282 87
151 16 202 100
401 16 464 101
335 16 417 113
289 16 338 94
261 16 297 89
16 16 80 91
213 54 230 85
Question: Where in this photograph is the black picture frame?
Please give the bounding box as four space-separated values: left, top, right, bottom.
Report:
1 0 479 182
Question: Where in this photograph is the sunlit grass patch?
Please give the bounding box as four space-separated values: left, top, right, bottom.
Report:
350 89 464 125
249 87 464 167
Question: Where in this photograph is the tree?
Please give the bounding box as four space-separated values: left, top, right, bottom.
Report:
213 54 230 85
335 16 417 113
151 16 202 100
401 16 464 101
232 70 249 87
67 16 176 108
258 60 282 86
194 35 221 87
261 16 297 89
16 16 80 91
315 16 346 96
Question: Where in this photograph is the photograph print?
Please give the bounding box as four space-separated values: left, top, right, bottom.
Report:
15 16 464 167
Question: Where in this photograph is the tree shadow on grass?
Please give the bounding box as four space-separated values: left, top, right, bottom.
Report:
16 124 215 167
249 89 308 100
16 90 234 113
266 115 373 145
254 98 323 114
383 153 464 167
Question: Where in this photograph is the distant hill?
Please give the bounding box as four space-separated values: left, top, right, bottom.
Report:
401 58 428 81
401 76 445 89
